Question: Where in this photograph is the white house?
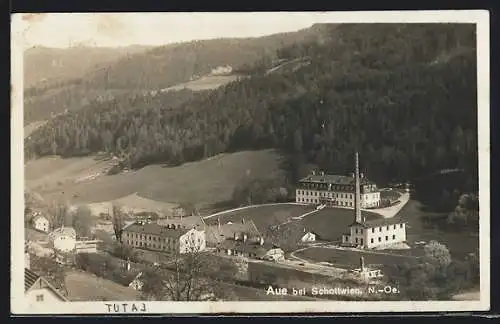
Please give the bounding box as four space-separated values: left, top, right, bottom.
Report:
300 232 317 243
32 215 50 233
122 221 207 254
339 152 406 249
295 153 380 208
25 268 67 303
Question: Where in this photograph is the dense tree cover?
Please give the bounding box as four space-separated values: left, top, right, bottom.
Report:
26 24 478 190
387 245 479 300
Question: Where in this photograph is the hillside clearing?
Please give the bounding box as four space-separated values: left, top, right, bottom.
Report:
26 149 286 209
159 75 241 93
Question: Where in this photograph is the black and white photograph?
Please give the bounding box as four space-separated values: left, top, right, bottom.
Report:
11 11 490 314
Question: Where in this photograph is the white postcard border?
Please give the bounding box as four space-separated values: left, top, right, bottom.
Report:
11 10 490 314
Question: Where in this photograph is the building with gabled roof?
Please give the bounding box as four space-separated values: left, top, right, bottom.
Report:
295 157 381 209
122 221 206 254
340 153 406 249
25 268 67 302
32 214 50 233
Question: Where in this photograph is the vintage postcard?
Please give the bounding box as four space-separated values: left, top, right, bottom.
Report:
11 11 490 314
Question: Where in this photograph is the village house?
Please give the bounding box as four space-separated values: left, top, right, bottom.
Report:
216 232 285 262
295 154 381 209
128 272 144 291
205 219 261 247
32 214 50 233
300 231 317 243
340 153 407 249
122 221 206 254
25 268 67 303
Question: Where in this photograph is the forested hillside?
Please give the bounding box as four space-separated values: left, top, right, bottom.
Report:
25 24 478 191
24 45 152 89
24 24 328 124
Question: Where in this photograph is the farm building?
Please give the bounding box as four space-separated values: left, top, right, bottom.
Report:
295 153 380 208
216 233 285 262
25 268 67 303
122 221 206 254
205 220 261 247
300 231 317 243
340 153 406 249
32 215 50 233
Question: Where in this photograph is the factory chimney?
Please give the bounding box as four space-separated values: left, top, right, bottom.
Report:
354 152 362 224
360 256 365 271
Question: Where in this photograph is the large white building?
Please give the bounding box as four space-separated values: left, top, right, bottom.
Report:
122 221 206 254
295 169 381 209
340 153 406 249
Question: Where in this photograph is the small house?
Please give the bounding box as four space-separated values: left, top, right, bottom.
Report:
49 227 77 253
300 231 317 243
128 272 144 291
216 234 285 262
25 268 67 302
32 215 50 233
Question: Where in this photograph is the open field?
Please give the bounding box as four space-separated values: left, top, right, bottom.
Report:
159 75 241 93
398 200 479 259
25 155 115 192
25 149 285 210
294 247 419 270
64 270 141 301
300 208 381 241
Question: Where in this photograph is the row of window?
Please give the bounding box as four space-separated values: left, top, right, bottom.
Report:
298 197 354 206
354 234 398 245
299 183 377 192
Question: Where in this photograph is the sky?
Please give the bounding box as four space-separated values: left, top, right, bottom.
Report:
12 13 321 48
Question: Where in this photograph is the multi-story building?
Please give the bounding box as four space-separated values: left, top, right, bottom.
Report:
122 221 206 254
295 169 380 209
340 153 406 249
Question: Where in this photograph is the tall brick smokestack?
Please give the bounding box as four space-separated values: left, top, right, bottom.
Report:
354 152 362 224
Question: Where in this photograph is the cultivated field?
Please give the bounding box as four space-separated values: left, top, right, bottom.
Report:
159 75 241 93
25 155 115 192
294 247 419 270
25 149 286 210
64 270 141 301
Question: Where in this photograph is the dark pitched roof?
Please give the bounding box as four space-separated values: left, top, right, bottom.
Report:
123 222 190 238
218 239 280 257
205 222 261 245
24 268 68 301
299 174 374 185
25 268 40 292
350 217 406 229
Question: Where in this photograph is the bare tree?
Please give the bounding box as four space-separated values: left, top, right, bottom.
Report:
72 205 94 238
141 234 237 301
47 201 71 230
112 203 125 244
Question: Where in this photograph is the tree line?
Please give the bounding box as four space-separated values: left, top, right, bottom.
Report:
25 24 478 195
